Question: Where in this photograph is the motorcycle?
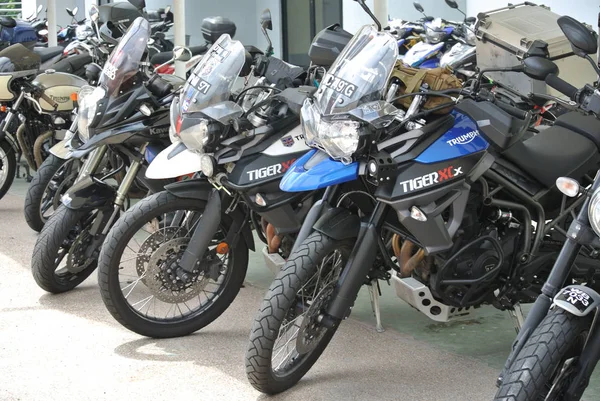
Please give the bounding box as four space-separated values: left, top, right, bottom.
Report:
30 17 184 294
495 17 600 401
244 0 600 394
401 1 476 71
0 41 94 201
95 9 351 338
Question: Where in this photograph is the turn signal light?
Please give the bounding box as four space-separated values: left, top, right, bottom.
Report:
556 177 580 198
216 242 229 254
0 105 6 112
70 92 78 102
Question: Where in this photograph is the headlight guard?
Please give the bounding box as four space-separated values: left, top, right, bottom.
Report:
77 86 105 143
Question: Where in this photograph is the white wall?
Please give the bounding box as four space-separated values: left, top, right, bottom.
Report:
36 0 81 29
343 0 468 34
466 0 600 27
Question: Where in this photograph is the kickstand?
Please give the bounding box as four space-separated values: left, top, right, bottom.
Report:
368 279 384 333
507 303 524 334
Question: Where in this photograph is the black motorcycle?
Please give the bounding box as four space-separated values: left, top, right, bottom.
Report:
496 17 600 401
31 17 183 293
95 10 352 338
244 2 600 394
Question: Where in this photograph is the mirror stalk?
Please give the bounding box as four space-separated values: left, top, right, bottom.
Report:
355 0 381 31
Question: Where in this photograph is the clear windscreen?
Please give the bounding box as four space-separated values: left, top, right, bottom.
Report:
98 17 149 97
180 34 246 114
315 25 398 116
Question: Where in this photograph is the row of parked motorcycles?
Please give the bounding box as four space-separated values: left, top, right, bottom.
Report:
4 0 600 399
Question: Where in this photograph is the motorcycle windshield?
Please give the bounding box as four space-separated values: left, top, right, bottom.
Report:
315 25 398 117
98 17 149 97
0 44 41 72
180 34 245 114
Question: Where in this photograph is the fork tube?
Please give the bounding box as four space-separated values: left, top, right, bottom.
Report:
76 145 107 183
325 202 388 322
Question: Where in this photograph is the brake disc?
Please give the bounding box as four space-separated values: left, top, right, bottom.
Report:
144 237 209 303
66 229 95 274
135 226 187 282
295 284 335 354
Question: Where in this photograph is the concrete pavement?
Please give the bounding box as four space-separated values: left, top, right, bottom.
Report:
0 177 590 401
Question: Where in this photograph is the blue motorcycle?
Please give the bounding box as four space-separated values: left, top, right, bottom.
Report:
245 0 600 394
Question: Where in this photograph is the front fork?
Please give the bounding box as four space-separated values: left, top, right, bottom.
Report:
0 91 24 151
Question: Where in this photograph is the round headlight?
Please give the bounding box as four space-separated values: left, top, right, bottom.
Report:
588 188 600 236
200 154 216 177
317 120 360 163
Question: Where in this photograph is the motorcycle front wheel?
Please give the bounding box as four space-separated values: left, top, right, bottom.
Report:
495 308 592 401
24 154 79 232
31 205 99 293
98 191 249 338
245 231 354 394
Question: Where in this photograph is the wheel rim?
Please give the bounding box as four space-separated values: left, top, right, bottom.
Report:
116 206 234 323
53 211 97 284
0 145 9 190
271 249 345 377
542 328 588 400
39 159 78 222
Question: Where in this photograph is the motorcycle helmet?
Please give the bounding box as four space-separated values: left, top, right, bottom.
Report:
85 62 102 85
99 21 122 45
425 18 446 44
76 24 94 40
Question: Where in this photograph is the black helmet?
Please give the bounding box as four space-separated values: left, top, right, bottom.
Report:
99 21 122 45
85 62 103 85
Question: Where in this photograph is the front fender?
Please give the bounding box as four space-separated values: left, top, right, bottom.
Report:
313 207 360 240
553 285 600 317
61 175 116 210
164 179 255 251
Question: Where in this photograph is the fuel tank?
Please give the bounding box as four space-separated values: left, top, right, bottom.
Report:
33 71 88 112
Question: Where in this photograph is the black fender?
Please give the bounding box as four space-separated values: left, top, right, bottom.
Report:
62 175 116 210
553 285 600 317
164 178 255 251
313 207 360 240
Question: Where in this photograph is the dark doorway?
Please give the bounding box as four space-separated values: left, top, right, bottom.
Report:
282 0 343 66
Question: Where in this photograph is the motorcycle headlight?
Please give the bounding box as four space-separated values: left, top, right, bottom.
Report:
169 99 180 144
77 86 104 142
179 119 209 152
426 27 444 44
589 188 600 237
301 101 360 164
200 154 216 177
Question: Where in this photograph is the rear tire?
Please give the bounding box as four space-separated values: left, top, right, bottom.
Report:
245 232 355 394
24 154 75 232
494 308 592 401
0 139 16 200
31 205 97 293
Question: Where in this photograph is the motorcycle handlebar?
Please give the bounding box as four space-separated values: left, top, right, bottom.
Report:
493 98 529 120
545 73 578 101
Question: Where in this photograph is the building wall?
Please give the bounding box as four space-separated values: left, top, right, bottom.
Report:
35 0 82 29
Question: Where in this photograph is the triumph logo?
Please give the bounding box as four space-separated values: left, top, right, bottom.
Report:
247 159 296 181
446 130 480 147
49 95 70 103
399 165 463 193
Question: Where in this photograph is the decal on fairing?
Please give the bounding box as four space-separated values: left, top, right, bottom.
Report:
399 165 463 193
246 158 296 181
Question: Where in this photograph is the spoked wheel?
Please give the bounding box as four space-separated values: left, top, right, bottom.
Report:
494 308 592 401
24 155 79 232
246 232 355 394
31 205 99 293
98 191 248 338
0 139 16 200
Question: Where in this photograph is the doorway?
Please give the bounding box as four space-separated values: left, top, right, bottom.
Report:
282 0 343 66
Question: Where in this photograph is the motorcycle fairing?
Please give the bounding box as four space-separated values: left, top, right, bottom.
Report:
279 149 359 192
403 41 444 67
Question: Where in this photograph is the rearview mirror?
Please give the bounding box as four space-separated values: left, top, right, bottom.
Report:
557 16 598 56
89 5 99 21
466 16 476 24
72 6 78 16
260 8 272 31
66 7 73 16
522 56 559 81
128 0 146 10
413 2 424 13
37 4 43 14
173 46 191 62
164 5 171 16
445 0 459 9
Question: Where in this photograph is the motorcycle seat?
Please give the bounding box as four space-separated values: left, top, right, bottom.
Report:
553 111 600 150
150 44 208 65
51 54 92 74
34 46 64 62
502 124 598 188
